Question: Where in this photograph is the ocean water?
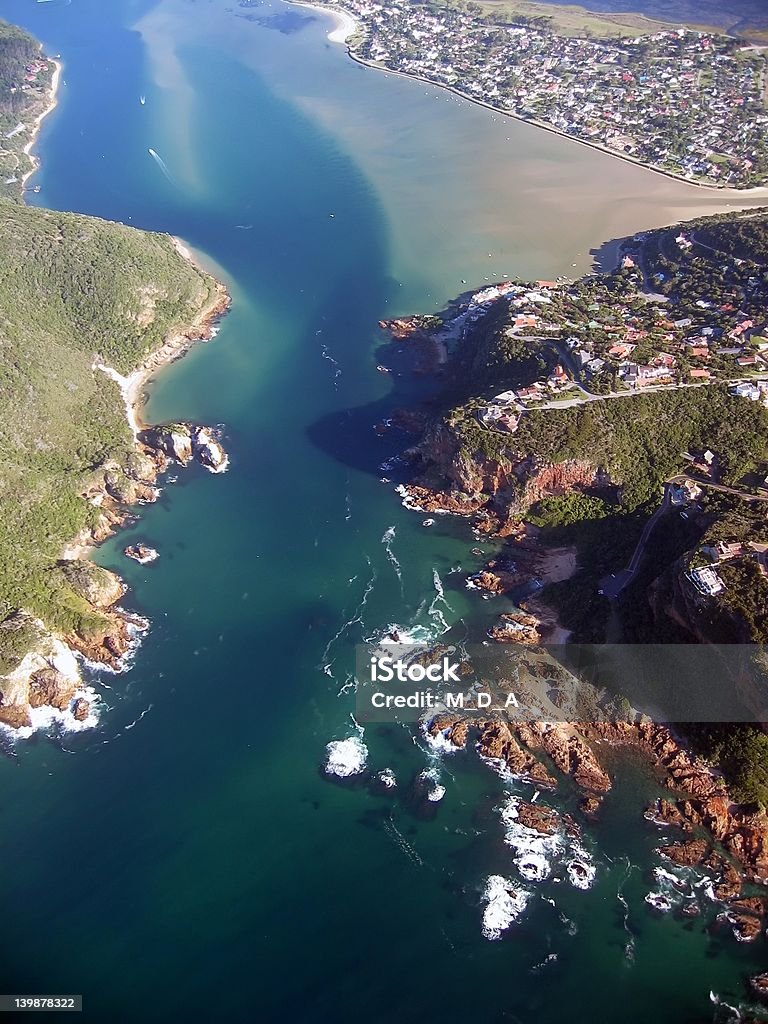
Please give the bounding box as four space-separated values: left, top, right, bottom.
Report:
1 0 766 1020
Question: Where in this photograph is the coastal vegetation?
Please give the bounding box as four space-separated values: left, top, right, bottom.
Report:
450 385 768 510
0 18 55 201
0 199 217 646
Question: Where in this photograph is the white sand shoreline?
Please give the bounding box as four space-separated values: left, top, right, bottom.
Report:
285 0 358 44
21 58 62 190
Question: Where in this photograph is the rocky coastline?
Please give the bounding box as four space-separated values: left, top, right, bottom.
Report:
375 283 768 947
426 712 768 936
0 277 231 736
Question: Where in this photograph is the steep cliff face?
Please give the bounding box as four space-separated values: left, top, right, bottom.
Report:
406 418 609 529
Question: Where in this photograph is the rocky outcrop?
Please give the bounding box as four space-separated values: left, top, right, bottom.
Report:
658 839 709 867
0 612 93 730
124 544 159 565
138 423 228 475
60 561 125 608
191 425 228 473
517 722 612 794
516 800 559 835
28 668 76 710
488 612 542 644
466 570 507 595
405 418 612 534
72 697 90 722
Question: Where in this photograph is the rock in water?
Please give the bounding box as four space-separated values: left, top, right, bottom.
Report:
72 697 90 722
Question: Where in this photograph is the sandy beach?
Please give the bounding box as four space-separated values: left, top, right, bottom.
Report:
286 1 358 44
121 237 230 433
21 58 62 190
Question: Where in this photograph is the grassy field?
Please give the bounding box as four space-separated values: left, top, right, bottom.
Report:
430 0 716 38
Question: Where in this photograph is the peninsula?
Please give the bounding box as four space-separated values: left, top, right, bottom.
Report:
309 0 768 188
0 21 230 733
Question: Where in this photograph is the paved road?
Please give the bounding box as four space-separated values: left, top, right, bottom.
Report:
599 474 768 601
667 474 768 504
599 486 672 599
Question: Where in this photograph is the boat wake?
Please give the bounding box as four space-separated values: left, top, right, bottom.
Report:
147 147 175 184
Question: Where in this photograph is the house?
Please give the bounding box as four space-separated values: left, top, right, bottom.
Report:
652 352 676 369
607 342 635 359
688 565 725 596
517 384 546 402
716 540 743 560
689 368 711 379
729 319 754 339
730 381 760 400
492 390 518 405
670 478 702 504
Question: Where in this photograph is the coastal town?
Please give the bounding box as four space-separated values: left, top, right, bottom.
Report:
333 0 768 187
387 215 768 429
380 210 768 642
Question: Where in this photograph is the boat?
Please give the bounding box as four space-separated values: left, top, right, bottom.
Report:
140 95 146 105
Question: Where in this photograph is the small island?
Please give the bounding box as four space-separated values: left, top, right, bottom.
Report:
124 544 160 565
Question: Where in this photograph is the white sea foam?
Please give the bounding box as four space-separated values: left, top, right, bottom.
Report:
428 569 453 634
324 735 368 778
377 768 397 789
419 766 446 802
481 875 530 940
422 722 464 753
566 853 597 890
383 819 424 866
500 794 564 884
381 526 404 591
320 344 342 388
644 892 673 912
322 557 376 669
517 853 551 882
1 685 101 743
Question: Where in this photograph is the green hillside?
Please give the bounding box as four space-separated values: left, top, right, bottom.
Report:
0 18 54 200
0 200 217 634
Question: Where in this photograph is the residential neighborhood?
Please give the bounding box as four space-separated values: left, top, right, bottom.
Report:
402 218 768 433
337 0 768 187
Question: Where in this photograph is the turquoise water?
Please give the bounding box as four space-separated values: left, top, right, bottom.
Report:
1 0 766 1019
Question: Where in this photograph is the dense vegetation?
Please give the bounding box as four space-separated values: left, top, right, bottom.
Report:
0 19 55 200
692 209 768 265
684 724 768 807
450 385 768 511
0 200 217 641
0 20 39 115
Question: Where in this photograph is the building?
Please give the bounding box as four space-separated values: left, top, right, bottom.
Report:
688 565 725 596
